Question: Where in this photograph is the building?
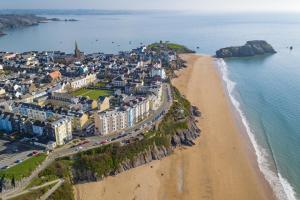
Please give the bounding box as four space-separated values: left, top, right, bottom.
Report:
54 42 84 64
32 121 46 137
48 70 62 82
98 96 110 112
67 112 89 132
151 68 166 80
95 109 127 135
47 92 79 107
95 97 150 135
112 76 127 87
69 74 97 90
0 88 6 95
16 103 56 121
47 117 72 146
0 112 13 133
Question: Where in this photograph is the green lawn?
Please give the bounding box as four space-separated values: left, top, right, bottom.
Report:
0 154 47 180
72 88 112 100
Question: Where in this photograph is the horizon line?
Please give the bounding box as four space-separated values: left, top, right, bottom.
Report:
0 8 300 14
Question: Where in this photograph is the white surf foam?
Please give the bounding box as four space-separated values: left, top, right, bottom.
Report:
216 58 297 200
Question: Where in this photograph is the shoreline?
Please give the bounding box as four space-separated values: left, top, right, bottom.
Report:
213 57 276 199
74 53 275 200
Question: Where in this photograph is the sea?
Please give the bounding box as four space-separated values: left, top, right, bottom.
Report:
0 11 300 200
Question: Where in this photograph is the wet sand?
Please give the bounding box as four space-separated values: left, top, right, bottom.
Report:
74 54 274 200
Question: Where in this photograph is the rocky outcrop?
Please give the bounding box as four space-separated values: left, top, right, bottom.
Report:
216 40 276 58
171 121 200 147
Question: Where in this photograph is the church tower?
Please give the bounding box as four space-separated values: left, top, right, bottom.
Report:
74 41 81 58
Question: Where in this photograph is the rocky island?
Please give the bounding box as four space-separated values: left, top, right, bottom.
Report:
216 40 276 58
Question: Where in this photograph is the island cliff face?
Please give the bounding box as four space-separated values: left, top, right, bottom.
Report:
216 40 276 58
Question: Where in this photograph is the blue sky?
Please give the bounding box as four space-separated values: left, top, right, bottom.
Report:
0 0 300 12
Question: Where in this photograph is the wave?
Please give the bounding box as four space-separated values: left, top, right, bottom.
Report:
215 59 297 200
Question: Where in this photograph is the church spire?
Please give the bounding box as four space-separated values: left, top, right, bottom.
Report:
74 41 81 58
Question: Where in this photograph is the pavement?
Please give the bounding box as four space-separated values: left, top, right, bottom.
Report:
3 179 63 200
38 179 64 200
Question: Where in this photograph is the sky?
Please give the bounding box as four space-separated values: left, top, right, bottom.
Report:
0 0 300 12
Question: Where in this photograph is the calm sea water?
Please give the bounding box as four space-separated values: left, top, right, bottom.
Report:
0 11 300 200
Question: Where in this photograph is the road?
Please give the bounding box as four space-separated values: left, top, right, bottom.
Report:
0 83 173 199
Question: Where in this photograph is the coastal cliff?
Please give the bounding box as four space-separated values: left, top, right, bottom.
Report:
72 120 200 183
216 40 276 58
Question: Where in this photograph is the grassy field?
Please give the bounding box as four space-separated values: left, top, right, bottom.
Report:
72 88 112 100
0 154 47 180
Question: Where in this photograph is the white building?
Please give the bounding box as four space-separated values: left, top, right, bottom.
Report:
149 85 163 111
151 68 167 80
95 109 128 135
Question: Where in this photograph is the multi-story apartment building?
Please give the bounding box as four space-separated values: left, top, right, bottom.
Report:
95 97 150 135
47 117 73 146
95 109 127 135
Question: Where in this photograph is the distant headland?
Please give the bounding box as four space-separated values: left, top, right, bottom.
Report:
0 14 78 37
216 40 276 58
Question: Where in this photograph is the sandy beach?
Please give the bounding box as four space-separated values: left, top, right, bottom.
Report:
74 54 274 200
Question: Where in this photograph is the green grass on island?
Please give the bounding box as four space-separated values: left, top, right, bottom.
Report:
148 42 195 54
72 88 112 100
0 154 47 180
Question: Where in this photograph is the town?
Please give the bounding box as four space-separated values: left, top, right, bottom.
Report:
0 42 185 173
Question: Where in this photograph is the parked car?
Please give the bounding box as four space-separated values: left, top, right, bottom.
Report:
100 140 107 144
